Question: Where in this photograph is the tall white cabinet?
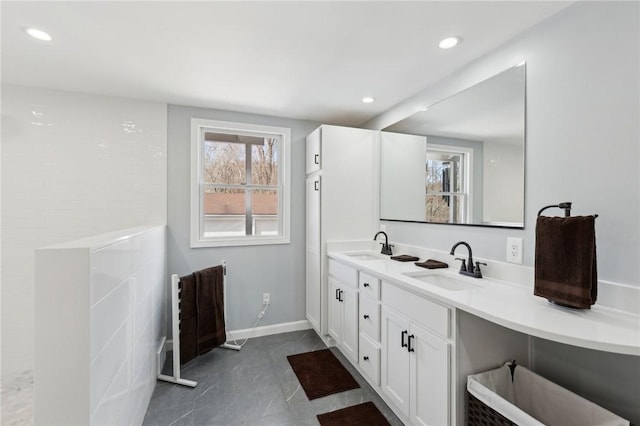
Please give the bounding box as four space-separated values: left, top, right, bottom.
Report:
305 125 378 336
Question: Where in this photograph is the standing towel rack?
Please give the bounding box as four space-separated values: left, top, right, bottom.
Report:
158 260 240 388
537 201 598 218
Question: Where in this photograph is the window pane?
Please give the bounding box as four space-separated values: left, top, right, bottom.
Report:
202 188 246 237
251 138 279 186
251 189 279 236
203 141 246 184
426 195 464 223
426 153 462 193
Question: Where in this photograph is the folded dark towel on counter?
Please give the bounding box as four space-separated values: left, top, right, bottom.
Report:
534 215 597 309
415 259 448 269
391 254 420 262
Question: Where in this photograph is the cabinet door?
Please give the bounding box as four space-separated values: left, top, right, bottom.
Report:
305 177 321 332
306 128 321 174
410 323 450 426
341 285 359 363
381 307 410 418
327 279 342 343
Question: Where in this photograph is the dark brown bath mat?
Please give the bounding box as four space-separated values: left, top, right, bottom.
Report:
286 349 359 400
317 401 391 426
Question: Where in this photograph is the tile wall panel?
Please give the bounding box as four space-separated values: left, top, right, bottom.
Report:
2 84 167 381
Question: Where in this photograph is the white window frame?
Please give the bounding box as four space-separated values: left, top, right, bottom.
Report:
190 118 291 248
426 143 474 224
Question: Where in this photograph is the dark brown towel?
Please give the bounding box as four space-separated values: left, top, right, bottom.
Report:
534 215 597 309
178 274 198 364
194 265 227 354
391 254 420 262
415 259 448 269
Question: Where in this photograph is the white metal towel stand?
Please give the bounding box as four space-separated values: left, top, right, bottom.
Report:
157 260 240 388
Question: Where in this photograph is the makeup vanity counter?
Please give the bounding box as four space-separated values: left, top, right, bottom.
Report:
328 249 640 356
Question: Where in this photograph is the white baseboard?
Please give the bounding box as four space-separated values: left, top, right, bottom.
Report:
226 319 312 341
163 320 312 352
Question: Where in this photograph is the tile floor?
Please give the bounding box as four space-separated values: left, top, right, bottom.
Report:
143 330 403 425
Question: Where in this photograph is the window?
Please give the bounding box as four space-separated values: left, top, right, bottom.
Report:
425 144 472 224
191 118 291 247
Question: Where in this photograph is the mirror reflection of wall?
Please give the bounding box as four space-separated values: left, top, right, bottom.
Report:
381 64 525 228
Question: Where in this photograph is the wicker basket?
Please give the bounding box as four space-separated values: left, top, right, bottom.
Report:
467 391 515 426
466 362 629 426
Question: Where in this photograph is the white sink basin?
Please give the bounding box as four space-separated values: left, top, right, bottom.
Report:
403 271 483 291
344 252 384 261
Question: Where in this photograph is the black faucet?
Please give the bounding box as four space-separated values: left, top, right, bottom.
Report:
374 231 393 255
450 241 486 278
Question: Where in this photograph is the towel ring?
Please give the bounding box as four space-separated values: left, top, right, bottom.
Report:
537 202 598 218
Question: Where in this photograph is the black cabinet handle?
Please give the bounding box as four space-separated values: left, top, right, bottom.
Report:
408 334 415 352
363 356 369 361
314 180 319 191
338 290 343 302
335 288 339 300
401 330 408 348
363 314 369 319
363 283 370 288
314 153 319 165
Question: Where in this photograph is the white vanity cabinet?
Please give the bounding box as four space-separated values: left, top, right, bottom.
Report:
327 260 359 363
358 271 382 386
381 282 452 426
305 125 378 336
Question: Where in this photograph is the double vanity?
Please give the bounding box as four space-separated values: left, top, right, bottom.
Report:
323 241 639 425
304 61 638 424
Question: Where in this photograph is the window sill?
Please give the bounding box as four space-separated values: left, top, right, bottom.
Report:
190 235 290 248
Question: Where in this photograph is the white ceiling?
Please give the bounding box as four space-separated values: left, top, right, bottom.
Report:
1 1 571 126
385 64 525 145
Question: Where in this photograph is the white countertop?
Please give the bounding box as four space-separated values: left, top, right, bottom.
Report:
328 250 640 356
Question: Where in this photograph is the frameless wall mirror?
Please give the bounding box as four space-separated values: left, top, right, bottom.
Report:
381 64 525 228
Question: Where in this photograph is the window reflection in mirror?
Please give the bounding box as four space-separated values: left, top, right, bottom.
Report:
426 147 467 223
380 64 525 228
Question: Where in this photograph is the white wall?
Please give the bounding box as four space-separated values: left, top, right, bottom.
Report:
366 1 639 288
483 141 524 224
1 85 168 380
167 104 319 331
34 226 166 426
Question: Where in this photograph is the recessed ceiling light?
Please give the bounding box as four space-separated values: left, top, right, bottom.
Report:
362 97 375 104
438 36 461 49
25 28 52 42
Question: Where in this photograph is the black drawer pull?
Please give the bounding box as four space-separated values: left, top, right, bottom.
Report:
314 153 319 164
314 180 319 191
401 330 408 348
363 314 369 319
363 356 369 361
338 290 343 302
335 288 340 300
408 334 415 352
363 283 370 288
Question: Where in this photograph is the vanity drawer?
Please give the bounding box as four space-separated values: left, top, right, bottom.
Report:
359 294 380 341
359 333 380 386
381 281 450 338
359 271 380 300
328 259 357 288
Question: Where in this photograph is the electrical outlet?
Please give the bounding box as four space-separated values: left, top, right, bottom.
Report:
262 293 270 305
506 237 523 264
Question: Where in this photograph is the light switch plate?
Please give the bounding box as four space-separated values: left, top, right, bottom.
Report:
506 237 523 264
